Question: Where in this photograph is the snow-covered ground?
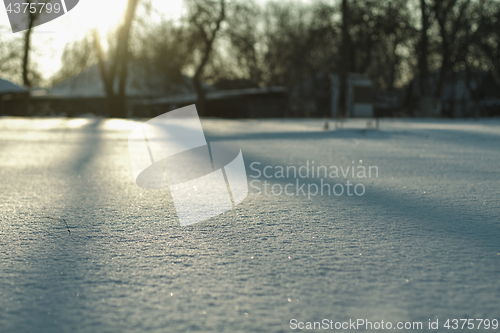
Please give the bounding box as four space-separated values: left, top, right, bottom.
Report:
0 117 499 332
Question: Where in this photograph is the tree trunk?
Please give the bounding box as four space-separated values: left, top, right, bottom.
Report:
389 36 400 90
22 17 35 87
450 70 457 117
193 78 206 116
418 0 429 98
338 0 350 118
92 0 139 118
114 0 139 118
435 47 449 100
191 0 225 117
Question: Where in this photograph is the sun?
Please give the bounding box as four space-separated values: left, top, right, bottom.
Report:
70 0 130 37
63 0 186 42
0 0 187 81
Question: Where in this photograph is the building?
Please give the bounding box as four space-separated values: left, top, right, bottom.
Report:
137 87 288 118
408 71 500 117
0 77 29 116
373 88 408 117
34 63 197 117
36 62 287 118
291 72 374 118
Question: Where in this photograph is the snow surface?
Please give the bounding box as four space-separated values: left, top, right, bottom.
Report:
0 117 499 332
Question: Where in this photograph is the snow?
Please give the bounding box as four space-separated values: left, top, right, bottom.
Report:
0 116 499 332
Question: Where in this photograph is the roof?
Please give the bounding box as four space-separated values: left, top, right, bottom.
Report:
46 62 210 99
142 86 287 106
0 77 27 94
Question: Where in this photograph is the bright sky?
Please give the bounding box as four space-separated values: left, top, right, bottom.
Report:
0 0 305 85
0 0 186 83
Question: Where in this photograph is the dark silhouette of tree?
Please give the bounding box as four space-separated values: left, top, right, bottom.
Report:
43 0 500 118
93 0 140 118
225 0 263 86
51 35 96 85
338 0 350 118
473 0 500 80
432 0 472 100
21 0 55 87
186 0 225 116
418 0 430 98
135 19 192 94
0 31 22 82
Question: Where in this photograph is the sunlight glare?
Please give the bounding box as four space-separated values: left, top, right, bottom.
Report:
72 0 129 38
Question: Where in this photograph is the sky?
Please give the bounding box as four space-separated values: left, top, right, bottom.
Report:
0 0 283 85
0 0 186 83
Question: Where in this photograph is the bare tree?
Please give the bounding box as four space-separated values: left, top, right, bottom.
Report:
432 0 472 100
22 15 35 87
93 0 140 118
473 0 500 80
225 0 263 85
20 0 55 87
44 0 499 120
346 0 416 90
51 35 96 85
0 31 22 82
260 1 332 88
418 0 430 98
186 0 226 116
338 0 350 118
135 19 192 94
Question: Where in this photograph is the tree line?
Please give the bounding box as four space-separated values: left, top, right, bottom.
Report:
1 0 499 117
